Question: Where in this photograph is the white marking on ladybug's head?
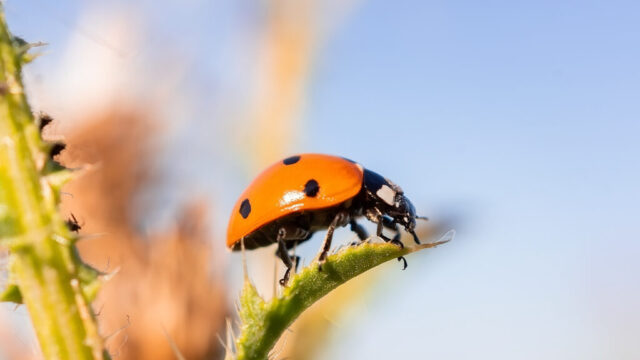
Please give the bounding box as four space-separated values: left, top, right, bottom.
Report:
376 185 396 206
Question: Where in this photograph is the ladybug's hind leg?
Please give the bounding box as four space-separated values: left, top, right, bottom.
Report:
275 226 309 286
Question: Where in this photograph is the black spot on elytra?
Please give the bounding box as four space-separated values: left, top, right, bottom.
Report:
363 169 387 192
283 155 301 165
239 199 251 219
304 179 320 197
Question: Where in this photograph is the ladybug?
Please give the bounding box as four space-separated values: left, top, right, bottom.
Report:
227 153 428 285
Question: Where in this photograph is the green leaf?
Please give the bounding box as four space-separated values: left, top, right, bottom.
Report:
232 235 452 360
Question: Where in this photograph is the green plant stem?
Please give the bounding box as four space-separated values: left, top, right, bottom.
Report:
233 239 449 360
0 7 105 360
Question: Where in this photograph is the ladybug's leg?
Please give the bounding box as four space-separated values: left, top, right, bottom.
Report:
349 219 368 242
377 216 408 270
291 255 301 272
383 215 420 245
375 216 403 249
317 211 349 270
375 220 389 241
284 241 303 272
410 230 421 245
275 226 309 286
275 229 294 286
367 208 393 243
381 216 401 243
397 256 408 270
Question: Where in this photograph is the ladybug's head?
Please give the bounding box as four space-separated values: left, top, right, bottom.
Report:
393 193 417 231
390 194 428 244
363 169 425 242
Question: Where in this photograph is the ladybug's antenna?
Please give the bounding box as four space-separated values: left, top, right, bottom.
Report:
416 216 429 221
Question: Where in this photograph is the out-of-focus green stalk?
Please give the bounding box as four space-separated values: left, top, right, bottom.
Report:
231 239 450 360
0 6 106 359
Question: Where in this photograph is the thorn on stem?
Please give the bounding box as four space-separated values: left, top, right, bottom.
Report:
38 113 53 133
49 142 66 158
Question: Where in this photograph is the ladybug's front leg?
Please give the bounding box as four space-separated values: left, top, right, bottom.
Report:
374 214 409 270
381 216 402 244
383 215 420 246
365 208 397 245
374 215 403 248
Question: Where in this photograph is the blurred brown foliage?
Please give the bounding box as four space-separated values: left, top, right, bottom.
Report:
58 107 228 360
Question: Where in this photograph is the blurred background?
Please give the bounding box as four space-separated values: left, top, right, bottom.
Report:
1 0 639 359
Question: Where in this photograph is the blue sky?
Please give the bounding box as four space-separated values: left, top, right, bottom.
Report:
4 0 640 358
303 2 640 358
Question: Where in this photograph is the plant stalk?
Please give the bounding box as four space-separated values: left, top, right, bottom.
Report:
0 6 105 359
